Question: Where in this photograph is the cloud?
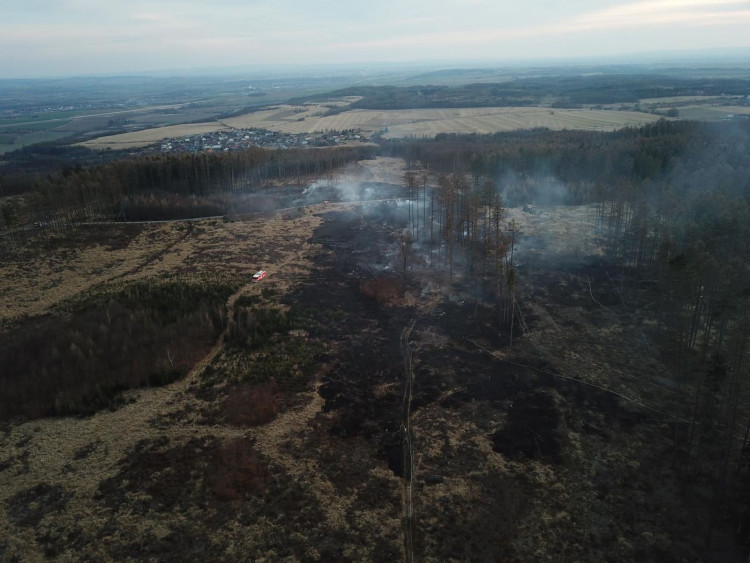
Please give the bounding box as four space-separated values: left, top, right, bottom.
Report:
1 0 749 76
332 0 750 53
571 0 750 30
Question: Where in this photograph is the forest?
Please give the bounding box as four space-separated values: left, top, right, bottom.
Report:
0 145 371 247
388 118 750 385
381 119 750 547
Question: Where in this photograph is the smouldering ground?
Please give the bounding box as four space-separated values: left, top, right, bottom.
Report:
0 163 410 560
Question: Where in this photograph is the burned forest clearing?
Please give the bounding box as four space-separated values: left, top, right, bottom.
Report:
1 141 750 562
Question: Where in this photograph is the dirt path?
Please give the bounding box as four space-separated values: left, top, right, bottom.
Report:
400 318 417 563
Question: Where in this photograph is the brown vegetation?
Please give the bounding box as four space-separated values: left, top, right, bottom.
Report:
208 438 268 501
222 381 280 427
360 275 403 305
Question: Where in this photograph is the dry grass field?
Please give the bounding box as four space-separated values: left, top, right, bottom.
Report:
376 107 665 138
636 95 750 120
225 106 665 137
0 212 320 324
638 95 729 104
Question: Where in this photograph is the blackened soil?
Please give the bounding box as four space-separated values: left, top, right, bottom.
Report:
6 483 72 528
92 435 338 561
292 207 653 476
492 388 564 463
416 472 525 562
286 208 414 475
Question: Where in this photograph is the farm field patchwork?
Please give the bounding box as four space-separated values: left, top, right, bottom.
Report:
223 105 668 136
79 105 668 149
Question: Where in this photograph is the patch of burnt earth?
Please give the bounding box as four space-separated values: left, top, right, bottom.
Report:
414 297 651 465
36 523 87 559
92 434 342 560
416 472 526 562
286 208 414 475
6 483 72 528
0 448 30 476
97 435 214 514
315 434 380 494
97 435 277 513
545 373 650 436
492 388 566 464
437 300 505 348
73 439 101 460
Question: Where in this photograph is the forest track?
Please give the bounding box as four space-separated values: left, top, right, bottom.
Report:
401 318 417 563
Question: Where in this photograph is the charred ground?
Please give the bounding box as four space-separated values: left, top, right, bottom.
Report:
269 198 743 560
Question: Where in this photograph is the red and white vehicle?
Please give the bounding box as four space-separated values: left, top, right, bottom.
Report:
252 270 267 282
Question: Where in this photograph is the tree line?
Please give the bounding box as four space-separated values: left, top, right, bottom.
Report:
1 145 370 245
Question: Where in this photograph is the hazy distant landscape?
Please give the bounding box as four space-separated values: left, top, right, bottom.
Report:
3 66 749 156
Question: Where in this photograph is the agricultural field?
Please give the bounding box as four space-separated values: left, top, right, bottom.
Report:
633 94 750 120
676 105 750 120
373 107 666 138
0 106 228 155
224 105 668 136
0 73 371 155
79 104 668 149
0 116 75 155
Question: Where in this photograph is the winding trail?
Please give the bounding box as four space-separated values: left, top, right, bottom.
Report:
401 318 417 563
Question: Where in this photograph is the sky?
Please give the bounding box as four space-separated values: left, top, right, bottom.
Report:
2 0 750 78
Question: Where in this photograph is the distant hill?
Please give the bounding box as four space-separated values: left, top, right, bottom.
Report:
290 75 750 109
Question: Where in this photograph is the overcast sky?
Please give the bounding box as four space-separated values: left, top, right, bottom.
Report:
3 0 749 77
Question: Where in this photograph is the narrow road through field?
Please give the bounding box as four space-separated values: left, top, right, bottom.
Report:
401 318 417 563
